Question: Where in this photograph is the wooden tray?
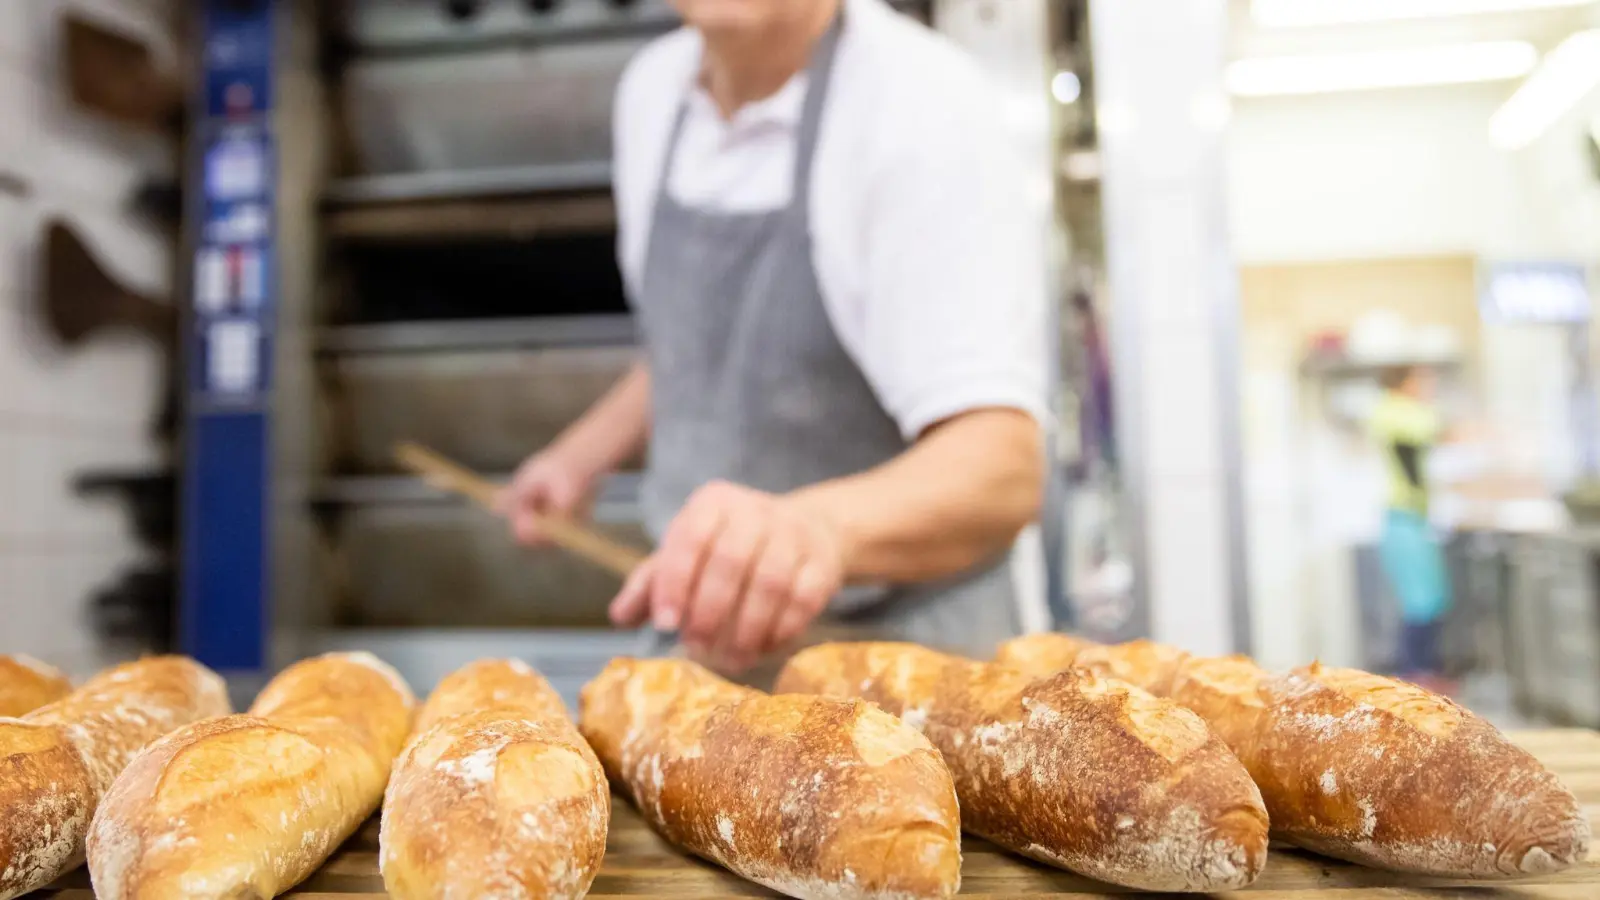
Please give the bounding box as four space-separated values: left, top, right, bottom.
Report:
37 729 1600 898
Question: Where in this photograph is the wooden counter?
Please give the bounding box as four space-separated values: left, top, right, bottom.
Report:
37 728 1600 898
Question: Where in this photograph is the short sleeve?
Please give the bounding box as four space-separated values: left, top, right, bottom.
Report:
850 76 1051 440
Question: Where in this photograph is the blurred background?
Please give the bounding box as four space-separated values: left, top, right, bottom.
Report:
1 0 1598 719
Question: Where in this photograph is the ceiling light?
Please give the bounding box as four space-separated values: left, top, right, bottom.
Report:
1227 41 1538 96
1490 30 1600 149
1052 71 1082 105
1253 0 1596 29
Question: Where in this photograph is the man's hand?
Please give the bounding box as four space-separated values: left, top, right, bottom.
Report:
498 445 601 548
608 480 846 673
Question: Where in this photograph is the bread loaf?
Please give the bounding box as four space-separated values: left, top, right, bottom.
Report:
996 634 1189 695
87 651 415 899
991 632 1095 680
381 659 608 900
1171 657 1590 877
0 654 72 717
0 656 229 900
777 642 1268 892
579 657 961 900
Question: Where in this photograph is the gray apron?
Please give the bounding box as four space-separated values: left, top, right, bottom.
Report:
631 12 1018 673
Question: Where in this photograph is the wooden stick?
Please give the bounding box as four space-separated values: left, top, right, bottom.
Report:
393 441 647 579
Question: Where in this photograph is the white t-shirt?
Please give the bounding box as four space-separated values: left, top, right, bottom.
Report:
612 0 1049 440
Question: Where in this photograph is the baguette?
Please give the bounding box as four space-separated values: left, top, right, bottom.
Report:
0 656 229 900
579 657 961 900
777 642 1268 892
991 632 1095 680
381 659 608 900
1171 656 1590 877
0 654 72 717
87 651 415 899
996 634 1189 696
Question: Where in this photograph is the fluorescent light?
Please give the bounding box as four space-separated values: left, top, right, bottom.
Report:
1052 71 1082 105
1227 41 1538 96
1253 0 1596 29
1490 30 1600 149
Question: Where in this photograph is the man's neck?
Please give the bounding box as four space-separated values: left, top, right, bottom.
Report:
699 0 841 119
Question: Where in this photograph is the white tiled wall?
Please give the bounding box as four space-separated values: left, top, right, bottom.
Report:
0 0 176 677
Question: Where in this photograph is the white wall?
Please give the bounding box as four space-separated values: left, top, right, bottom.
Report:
0 0 175 676
1226 75 1600 666
1228 83 1569 264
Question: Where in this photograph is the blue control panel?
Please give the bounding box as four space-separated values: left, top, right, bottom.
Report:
180 0 277 672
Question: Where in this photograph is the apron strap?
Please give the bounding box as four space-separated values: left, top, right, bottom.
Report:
791 8 847 206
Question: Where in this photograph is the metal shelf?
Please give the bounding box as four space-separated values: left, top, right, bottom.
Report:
324 191 616 242
324 161 614 206
338 0 931 60
317 314 636 355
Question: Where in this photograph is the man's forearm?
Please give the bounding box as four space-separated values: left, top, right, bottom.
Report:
555 361 652 478
787 408 1045 584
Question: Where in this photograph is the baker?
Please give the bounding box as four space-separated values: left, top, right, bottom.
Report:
502 0 1047 676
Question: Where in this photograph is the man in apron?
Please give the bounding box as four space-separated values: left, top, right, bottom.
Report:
503 0 1048 679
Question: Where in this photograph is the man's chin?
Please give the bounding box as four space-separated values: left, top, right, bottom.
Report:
674 0 775 34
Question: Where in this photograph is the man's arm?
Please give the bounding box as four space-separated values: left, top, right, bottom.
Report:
560 360 653 477
790 407 1044 581
500 361 651 545
608 407 1044 670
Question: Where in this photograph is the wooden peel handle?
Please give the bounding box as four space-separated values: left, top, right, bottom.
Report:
393 441 647 579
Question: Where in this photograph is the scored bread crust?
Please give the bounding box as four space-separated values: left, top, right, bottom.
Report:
777 642 1268 892
995 635 1190 697
87 652 414 900
580 657 962 900
1071 640 1192 697
0 654 72 717
992 633 1094 680
0 656 230 900
381 659 609 900
1181 659 1591 877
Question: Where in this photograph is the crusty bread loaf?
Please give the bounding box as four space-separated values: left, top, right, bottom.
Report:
1073 639 1191 696
381 659 608 900
1171 657 1590 877
777 642 1268 892
995 634 1189 696
0 656 229 900
991 632 1095 680
0 654 72 717
87 651 415 899
580 657 961 900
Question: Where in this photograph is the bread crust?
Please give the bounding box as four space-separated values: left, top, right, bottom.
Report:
1175 658 1591 877
0 656 230 900
777 642 1268 892
87 652 414 900
580 657 961 900
992 633 1094 680
0 654 72 717
996 635 1189 696
381 659 609 900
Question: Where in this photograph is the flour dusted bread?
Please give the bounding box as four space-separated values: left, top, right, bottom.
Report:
381 659 608 900
777 642 1267 892
0 654 72 717
992 632 1095 680
579 657 960 900
0 656 229 900
87 652 414 899
995 634 1189 696
1174 658 1591 877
